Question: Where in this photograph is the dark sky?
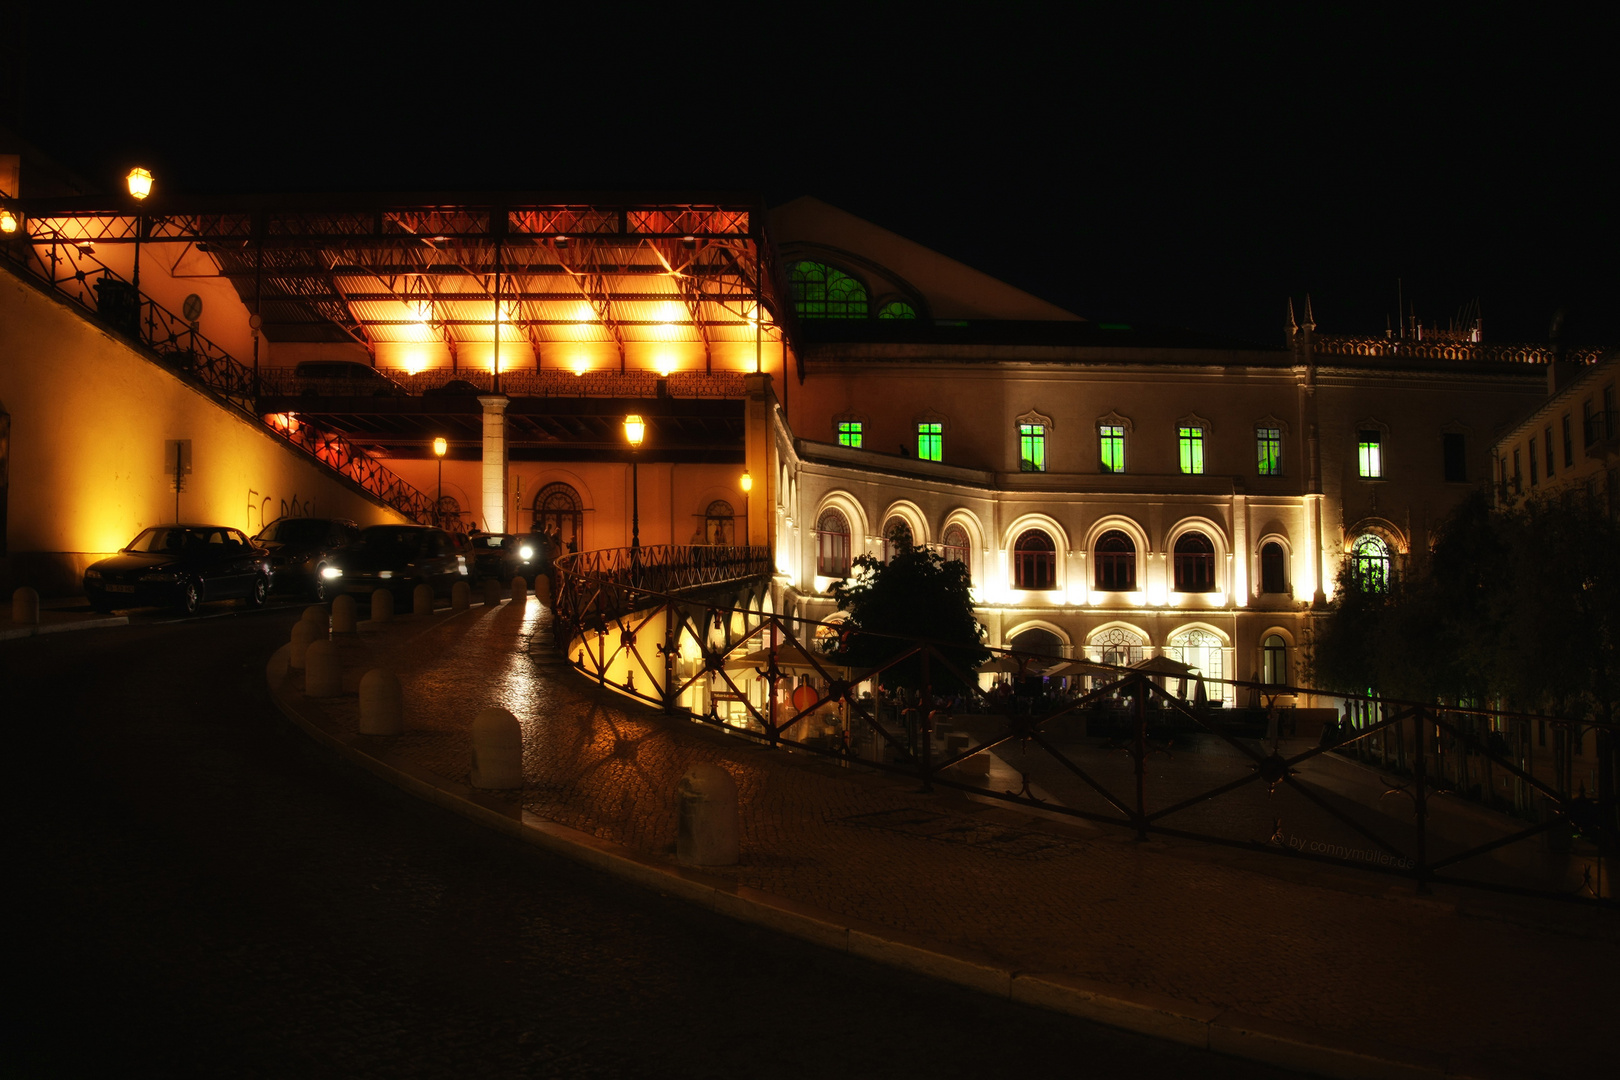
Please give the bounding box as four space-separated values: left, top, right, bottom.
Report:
7 2 1614 347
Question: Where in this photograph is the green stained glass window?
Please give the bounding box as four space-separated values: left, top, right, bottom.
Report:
1257 427 1282 476
788 261 868 319
1018 423 1046 472
918 422 942 462
837 421 862 448
1099 424 1125 473
1358 430 1383 478
877 300 917 319
1179 426 1205 475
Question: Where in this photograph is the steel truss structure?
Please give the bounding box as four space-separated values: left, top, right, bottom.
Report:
11 196 796 377
554 548 1617 907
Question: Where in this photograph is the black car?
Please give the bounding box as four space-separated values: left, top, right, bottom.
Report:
84 524 272 615
322 524 468 599
467 531 553 584
253 516 362 600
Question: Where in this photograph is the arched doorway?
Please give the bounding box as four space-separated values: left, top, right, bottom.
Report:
705 500 735 545
1009 627 1066 659
533 482 584 553
1088 626 1146 667
1166 627 1226 702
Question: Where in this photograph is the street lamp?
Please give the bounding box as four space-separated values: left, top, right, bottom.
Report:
125 168 153 200
740 470 752 548
126 167 153 316
623 414 645 561
433 437 448 527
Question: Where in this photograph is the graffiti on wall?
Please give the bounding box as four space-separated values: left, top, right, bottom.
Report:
247 488 314 535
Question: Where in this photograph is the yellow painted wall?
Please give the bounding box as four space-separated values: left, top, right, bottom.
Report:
0 264 408 594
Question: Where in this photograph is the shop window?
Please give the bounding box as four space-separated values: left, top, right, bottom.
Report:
789 261 868 319
1172 531 1216 592
815 509 851 576
1260 541 1287 594
1019 423 1046 472
1094 530 1136 591
1013 529 1056 590
1178 425 1206 475
1099 424 1125 474
1257 427 1282 476
917 422 942 462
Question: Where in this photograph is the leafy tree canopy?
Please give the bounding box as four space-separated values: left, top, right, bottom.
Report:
825 529 989 692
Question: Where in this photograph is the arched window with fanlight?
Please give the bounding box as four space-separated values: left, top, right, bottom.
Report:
941 523 970 571
1013 529 1056 590
1172 531 1216 592
1351 534 1392 592
816 508 851 577
704 500 735 545
1262 634 1288 685
533 482 584 554
1094 530 1136 591
881 517 913 561
789 261 868 319
1260 541 1287 594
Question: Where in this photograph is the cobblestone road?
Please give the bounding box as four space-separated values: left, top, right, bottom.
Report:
282 597 1616 1078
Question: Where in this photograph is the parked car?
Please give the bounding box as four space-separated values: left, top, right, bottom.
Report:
293 359 408 397
84 524 272 615
252 516 362 600
320 524 468 599
467 531 554 584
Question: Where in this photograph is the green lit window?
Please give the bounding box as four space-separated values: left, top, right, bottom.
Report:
788 261 868 319
917 422 942 462
837 421 862 448
1257 427 1282 476
876 300 917 319
1099 424 1125 473
1178 426 1205 475
1358 430 1383 478
1018 423 1046 472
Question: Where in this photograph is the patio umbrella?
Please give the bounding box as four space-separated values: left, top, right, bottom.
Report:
977 653 1046 675
1128 654 1198 677
725 642 851 677
1044 659 1120 679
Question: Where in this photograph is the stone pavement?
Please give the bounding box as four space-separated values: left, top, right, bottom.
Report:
1 595 128 640
266 593 1616 1080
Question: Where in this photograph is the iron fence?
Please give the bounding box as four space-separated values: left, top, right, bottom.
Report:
2 234 434 523
552 547 1617 906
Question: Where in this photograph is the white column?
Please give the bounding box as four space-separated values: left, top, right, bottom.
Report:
478 395 510 533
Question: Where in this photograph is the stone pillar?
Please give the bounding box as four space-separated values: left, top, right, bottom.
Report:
677 763 739 866
12 586 40 624
478 395 510 533
358 669 403 735
470 707 523 789
743 374 777 556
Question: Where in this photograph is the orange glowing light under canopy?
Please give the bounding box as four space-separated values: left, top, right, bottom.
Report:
623 414 646 449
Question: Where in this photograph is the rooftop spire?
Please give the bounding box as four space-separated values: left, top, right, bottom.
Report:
1303 294 1317 332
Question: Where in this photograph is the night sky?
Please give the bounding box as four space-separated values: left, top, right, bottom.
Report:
6 2 1614 348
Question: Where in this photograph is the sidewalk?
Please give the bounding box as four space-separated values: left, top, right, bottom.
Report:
0 597 128 640
266 595 1615 1080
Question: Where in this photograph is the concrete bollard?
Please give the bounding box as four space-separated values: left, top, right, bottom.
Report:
12 586 41 624
370 588 394 623
469 707 523 789
481 578 504 606
451 580 470 611
533 574 552 608
677 763 739 866
289 619 320 669
331 593 358 633
412 583 434 616
304 639 342 697
301 604 328 629
358 669 403 735
510 576 528 602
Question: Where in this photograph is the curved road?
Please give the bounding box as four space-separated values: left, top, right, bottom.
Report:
9 606 1299 1078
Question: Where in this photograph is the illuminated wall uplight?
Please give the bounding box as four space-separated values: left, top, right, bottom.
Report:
655 357 675 377
569 357 590 376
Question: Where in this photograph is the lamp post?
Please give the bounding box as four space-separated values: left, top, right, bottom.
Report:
432 437 448 527
740 469 752 551
126 167 152 336
623 414 645 576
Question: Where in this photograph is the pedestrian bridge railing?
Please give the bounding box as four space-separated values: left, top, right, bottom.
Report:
551 549 1616 908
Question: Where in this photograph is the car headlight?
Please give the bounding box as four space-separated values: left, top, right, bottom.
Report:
519 545 534 561
320 567 343 580
85 568 102 580
377 570 394 580
141 572 182 583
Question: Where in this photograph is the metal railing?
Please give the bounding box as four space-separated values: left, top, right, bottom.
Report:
552 549 1616 906
2 234 434 523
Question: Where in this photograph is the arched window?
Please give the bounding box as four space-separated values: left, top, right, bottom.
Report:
1167 627 1225 688
704 500 735 545
1260 541 1287 594
1351 534 1392 592
816 508 851 577
876 300 917 319
789 261 868 319
941 523 970 568
882 517 913 561
1010 627 1066 659
434 494 461 531
533 482 584 553
1172 531 1216 592
1090 627 1146 667
1094 530 1136 591
1013 530 1057 590
1262 634 1288 685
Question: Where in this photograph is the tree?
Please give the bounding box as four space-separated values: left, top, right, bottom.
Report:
825 529 989 693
